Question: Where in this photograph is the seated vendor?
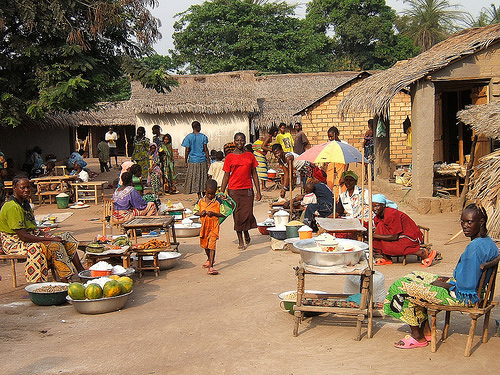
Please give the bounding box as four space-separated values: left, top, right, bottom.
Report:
0 176 85 282
336 171 369 221
67 150 87 172
372 194 436 266
112 171 157 224
384 204 499 349
271 143 307 197
73 160 89 182
284 168 332 228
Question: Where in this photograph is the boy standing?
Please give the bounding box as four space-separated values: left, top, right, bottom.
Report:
207 151 224 188
193 179 227 275
97 137 110 172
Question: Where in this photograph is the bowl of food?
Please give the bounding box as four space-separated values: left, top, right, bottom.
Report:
85 242 105 254
267 227 287 240
25 282 69 306
257 220 274 235
78 268 135 283
66 291 132 314
174 223 201 238
293 238 368 267
279 290 327 316
89 261 113 277
131 251 182 270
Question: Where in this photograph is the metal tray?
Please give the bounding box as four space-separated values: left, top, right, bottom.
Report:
66 291 132 314
294 238 368 267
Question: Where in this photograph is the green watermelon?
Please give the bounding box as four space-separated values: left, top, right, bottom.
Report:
85 284 103 300
68 282 86 300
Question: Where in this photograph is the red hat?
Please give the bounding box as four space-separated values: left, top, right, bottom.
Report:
312 168 326 183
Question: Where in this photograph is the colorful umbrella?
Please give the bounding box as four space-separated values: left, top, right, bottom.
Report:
296 140 365 164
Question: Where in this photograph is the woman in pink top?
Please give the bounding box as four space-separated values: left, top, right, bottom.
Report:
221 133 262 250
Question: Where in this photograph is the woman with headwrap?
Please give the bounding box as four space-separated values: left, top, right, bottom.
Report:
147 142 163 195
131 126 150 180
336 171 369 220
372 194 436 266
284 168 333 227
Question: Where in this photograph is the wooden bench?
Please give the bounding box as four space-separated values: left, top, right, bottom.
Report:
74 181 106 204
0 253 28 288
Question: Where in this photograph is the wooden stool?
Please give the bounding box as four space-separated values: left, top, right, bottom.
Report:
134 249 162 277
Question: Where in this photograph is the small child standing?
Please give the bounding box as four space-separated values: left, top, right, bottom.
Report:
301 181 317 208
193 179 227 275
207 151 225 188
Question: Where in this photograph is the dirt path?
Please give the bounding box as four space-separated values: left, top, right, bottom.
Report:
1 161 499 374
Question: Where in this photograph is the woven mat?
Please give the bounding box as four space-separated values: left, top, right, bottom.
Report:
35 212 74 223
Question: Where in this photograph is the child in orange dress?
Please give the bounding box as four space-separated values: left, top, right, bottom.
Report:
193 179 227 275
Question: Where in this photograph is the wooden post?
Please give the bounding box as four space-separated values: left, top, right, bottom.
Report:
368 165 373 270
288 159 293 217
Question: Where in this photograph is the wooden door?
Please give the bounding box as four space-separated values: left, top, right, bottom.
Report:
471 86 490 164
434 92 444 162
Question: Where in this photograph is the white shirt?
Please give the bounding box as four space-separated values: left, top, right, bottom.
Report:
339 186 369 219
105 131 118 148
78 170 89 182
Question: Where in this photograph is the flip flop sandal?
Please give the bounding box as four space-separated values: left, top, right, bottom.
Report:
421 250 437 267
375 258 393 266
394 335 429 349
202 261 211 268
238 244 246 250
207 267 219 275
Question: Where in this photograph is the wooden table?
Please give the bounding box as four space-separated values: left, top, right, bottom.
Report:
80 245 132 269
134 248 164 277
122 216 178 248
73 181 106 204
315 218 367 241
293 262 375 340
31 175 77 204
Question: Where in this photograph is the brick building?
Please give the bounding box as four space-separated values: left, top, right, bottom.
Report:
295 73 412 168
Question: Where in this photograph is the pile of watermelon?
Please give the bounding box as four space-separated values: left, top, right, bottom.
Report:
68 276 133 300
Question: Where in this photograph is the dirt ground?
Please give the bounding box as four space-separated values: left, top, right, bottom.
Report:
1 158 499 374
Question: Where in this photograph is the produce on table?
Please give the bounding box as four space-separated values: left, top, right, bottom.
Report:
85 284 103 300
113 236 131 246
103 280 121 298
134 239 169 250
68 283 86 300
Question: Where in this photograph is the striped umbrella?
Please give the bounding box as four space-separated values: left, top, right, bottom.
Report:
296 140 365 164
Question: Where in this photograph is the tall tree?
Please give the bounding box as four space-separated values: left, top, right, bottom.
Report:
305 0 419 70
171 0 331 74
0 0 176 127
400 0 467 51
465 4 500 27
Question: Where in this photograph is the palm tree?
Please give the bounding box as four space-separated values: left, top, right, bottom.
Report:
464 4 500 28
401 0 467 51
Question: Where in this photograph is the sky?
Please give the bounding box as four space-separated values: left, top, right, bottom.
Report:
150 1 490 55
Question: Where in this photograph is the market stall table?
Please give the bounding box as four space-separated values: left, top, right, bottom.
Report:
122 216 178 249
73 181 107 204
31 175 77 204
79 242 132 269
315 217 367 241
293 260 376 340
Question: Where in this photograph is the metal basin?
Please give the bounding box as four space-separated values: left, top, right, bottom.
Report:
174 223 201 238
66 291 132 314
78 268 135 283
25 282 69 306
267 227 287 240
294 238 368 267
131 251 181 270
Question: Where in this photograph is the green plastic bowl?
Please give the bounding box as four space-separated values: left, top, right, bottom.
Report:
279 290 327 316
25 282 69 306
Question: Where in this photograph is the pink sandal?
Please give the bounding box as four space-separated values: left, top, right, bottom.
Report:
394 335 428 349
207 267 219 275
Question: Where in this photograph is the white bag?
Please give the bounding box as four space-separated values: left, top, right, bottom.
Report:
344 270 386 303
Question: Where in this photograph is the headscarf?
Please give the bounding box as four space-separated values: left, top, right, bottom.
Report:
312 167 327 183
76 159 86 168
149 142 159 157
119 161 135 186
372 194 398 209
341 170 358 182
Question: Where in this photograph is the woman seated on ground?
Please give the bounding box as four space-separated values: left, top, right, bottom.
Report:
0 176 85 282
284 168 332 228
372 194 436 266
112 171 157 224
385 204 499 349
336 171 369 221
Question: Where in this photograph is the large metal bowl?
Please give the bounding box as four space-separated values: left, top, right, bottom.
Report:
78 268 135 283
66 291 132 314
131 251 181 270
174 223 201 238
294 238 368 267
267 227 287 240
25 282 69 306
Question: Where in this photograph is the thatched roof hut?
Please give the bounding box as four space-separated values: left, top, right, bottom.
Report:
76 101 137 126
457 101 500 138
339 24 500 117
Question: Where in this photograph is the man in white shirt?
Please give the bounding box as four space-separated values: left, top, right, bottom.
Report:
105 127 118 168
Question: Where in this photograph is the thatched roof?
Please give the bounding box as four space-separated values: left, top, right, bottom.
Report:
252 71 362 126
457 101 500 139
131 71 259 115
76 101 136 126
340 24 500 117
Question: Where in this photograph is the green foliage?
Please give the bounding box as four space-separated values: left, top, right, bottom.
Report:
171 0 331 74
401 0 467 51
0 0 175 127
465 4 500 27
305 0 419 70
